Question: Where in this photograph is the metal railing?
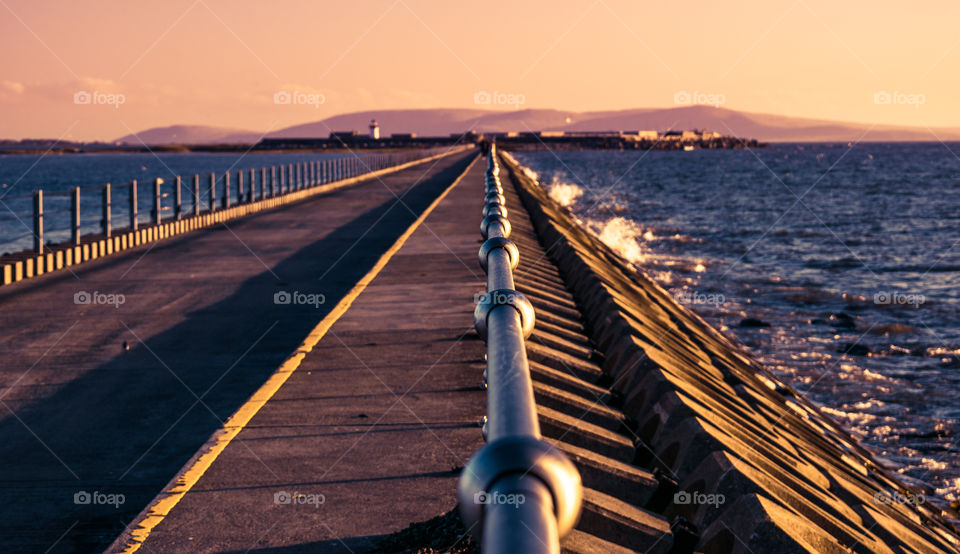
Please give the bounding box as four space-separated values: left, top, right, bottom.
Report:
458 145 582 553
1 148 457 256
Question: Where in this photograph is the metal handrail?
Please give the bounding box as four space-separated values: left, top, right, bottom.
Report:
1 147 462 256
458 144 582 554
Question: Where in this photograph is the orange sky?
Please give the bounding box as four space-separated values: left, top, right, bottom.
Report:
1 0 958 141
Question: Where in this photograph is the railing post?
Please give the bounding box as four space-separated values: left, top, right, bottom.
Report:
209 173 217 212
152 177 163 226
33 189 43 254
102 184 112 238
297 163 303 190
237 171 244 204
193 175 200 216
271 166 277 197
130 180 138 231
261 168 267 200
175 176 182 220
250 169 256 202
289 164 294 191
71 186 81 245
223 172 230 209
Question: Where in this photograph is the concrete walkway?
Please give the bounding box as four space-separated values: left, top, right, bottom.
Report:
121 156 490 553
0 150 476 553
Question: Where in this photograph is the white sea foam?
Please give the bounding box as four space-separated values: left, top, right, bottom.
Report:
587 216 648 264
546 177 584 207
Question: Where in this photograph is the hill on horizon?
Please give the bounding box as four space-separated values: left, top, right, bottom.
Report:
114 124 263 146
114 107 960 145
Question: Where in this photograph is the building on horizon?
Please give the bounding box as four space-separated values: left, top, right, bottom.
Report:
330 130 360 141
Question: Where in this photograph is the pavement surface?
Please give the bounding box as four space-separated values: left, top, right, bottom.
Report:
0 149 477 553
124 156 490 554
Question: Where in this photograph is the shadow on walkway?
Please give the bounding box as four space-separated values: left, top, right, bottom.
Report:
0 154 474 553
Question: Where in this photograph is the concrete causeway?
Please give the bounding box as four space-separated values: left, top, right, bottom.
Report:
0 150 476 552
1 145 958 553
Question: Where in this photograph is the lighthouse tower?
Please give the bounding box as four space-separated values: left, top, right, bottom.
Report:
369 119 380 140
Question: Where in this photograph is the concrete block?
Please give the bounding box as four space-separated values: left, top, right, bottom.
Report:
546 438 658 507
577 487 673 553
532 381 625 430
698 494 853 554
537 405 634 461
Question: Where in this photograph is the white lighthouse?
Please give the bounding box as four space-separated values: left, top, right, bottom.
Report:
369 119 380 140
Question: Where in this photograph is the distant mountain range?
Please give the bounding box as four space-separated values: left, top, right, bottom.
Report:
115 125 263 145
114 107 960 145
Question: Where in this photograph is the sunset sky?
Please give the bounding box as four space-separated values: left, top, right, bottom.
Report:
1 0 959 141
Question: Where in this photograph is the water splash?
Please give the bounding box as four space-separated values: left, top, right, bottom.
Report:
547 178 584 207
587 216 648 264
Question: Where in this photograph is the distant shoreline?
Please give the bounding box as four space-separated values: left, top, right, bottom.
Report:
7 138 960 155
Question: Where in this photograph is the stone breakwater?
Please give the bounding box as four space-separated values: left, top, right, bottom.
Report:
500 150 960 553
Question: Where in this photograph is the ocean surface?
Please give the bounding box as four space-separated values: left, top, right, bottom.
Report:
0 152 352 254
514 144 960 507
